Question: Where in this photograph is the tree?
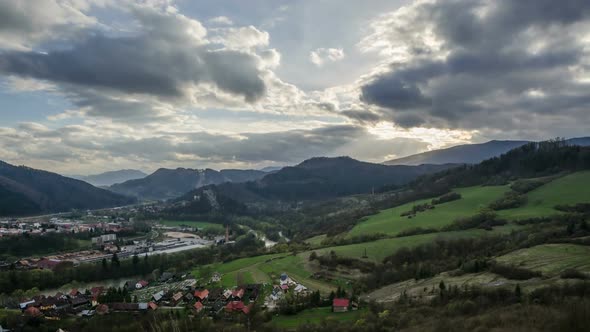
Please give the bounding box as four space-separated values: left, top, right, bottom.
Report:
515 284 522 300
111 253 120 268
132 254 139 266
439 280 446 291
102 258 108 271
309 251 318 261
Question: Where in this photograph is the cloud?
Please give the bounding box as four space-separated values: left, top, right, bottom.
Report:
0 122 429 173
209 16 233 26
358 0 590 137
309 48 345 66
0 0 99 51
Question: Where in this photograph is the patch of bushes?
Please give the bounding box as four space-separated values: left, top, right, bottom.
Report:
400 203 435 217
489 262 542 280
396 227 438 237
560 268 588 280
489 191 527 210
443 210 506 231
432 192 462 205
555 203 590 213
510 179 547 193
316 251 376 273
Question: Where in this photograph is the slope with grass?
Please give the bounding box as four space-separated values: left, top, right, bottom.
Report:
192 253 337 293
314 227 518 262
498 171 590 219
348 185 510 238
267 307 368 329
495 243 590 276
158 220 224 232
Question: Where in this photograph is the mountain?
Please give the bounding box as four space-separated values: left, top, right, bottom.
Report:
178 157 458 205
108 168 267 201
73 169 147 187
384 137 590 166
260 166 284 173
0 161 135 216
384 140 530 166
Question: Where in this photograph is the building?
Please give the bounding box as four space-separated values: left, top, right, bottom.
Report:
91 234 117 245
194 289 209 301
332 298 350 312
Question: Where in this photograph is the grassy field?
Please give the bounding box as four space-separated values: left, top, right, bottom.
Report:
192 253 337 293
319 226 517 262
498 171 590 219
348 185 510 238
305 234 327 247
268 307 367 329
158 220 224 232
496 243 590 276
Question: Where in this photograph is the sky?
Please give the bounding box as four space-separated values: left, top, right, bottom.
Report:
0 0 589 175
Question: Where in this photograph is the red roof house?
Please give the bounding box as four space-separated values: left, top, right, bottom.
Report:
148 302 158 310
332 298 350 312
24 306 43 317
194 289 209 301
231 288 244 299
193 301 203 313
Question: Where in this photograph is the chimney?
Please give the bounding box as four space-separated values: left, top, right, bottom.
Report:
225 224 229 243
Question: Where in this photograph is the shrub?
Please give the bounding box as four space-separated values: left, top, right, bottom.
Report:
489 263 542 280
560 268 588 280
489 191 527 210
432 192 462 205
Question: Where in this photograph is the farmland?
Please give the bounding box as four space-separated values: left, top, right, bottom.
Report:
157 220 224 232
347 185 510 238
495 243 590 276
498 171 590 219
267 307 368 329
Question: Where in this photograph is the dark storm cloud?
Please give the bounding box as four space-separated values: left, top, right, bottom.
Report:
101 125 426 164
0 34 266 102
360 0 590 133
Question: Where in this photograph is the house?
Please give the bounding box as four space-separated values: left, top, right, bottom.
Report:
231 288 244 300
138 303 149 311
69 289 81 297
152 290 164 302
207 288 223 302
19 300 36 310
90 287 104 297
194 289 209 301
80 309 95 317
184 293 194 302
148 302 158 311
160 272 174 282
136 280 149 289
225 301 252 315
222 289 233 300
70 296 89 308
279 273 294 286
193 301 204 313
294 284 308 294
332 298 350 313
24 306 42 317
211 272 221 283
96 304 109 315
124 281 137 291
172 292 184 303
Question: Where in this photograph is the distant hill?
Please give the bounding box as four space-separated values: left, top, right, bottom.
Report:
178 157 458 205
0 161 135 216
260 166 284 173
72 169 147 187
108 168 267 201
385 137 590 165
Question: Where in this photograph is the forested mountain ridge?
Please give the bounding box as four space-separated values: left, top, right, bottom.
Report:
385 137 590 166
0 160 135 216
72 169 147 187
175 157 459 208
108 167 267 201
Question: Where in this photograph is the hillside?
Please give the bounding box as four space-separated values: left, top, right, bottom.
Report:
178 157 458 204
109 168 267 201
385 137 590 165
0 160 135 216
72 169 147 187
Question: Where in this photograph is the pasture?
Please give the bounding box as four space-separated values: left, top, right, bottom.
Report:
348 185 510 237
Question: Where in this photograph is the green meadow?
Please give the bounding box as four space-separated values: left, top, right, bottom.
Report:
348 185 510 238
498 171 590 219
496 243 590 276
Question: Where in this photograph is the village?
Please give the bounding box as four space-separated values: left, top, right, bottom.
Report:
13 268 356 324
